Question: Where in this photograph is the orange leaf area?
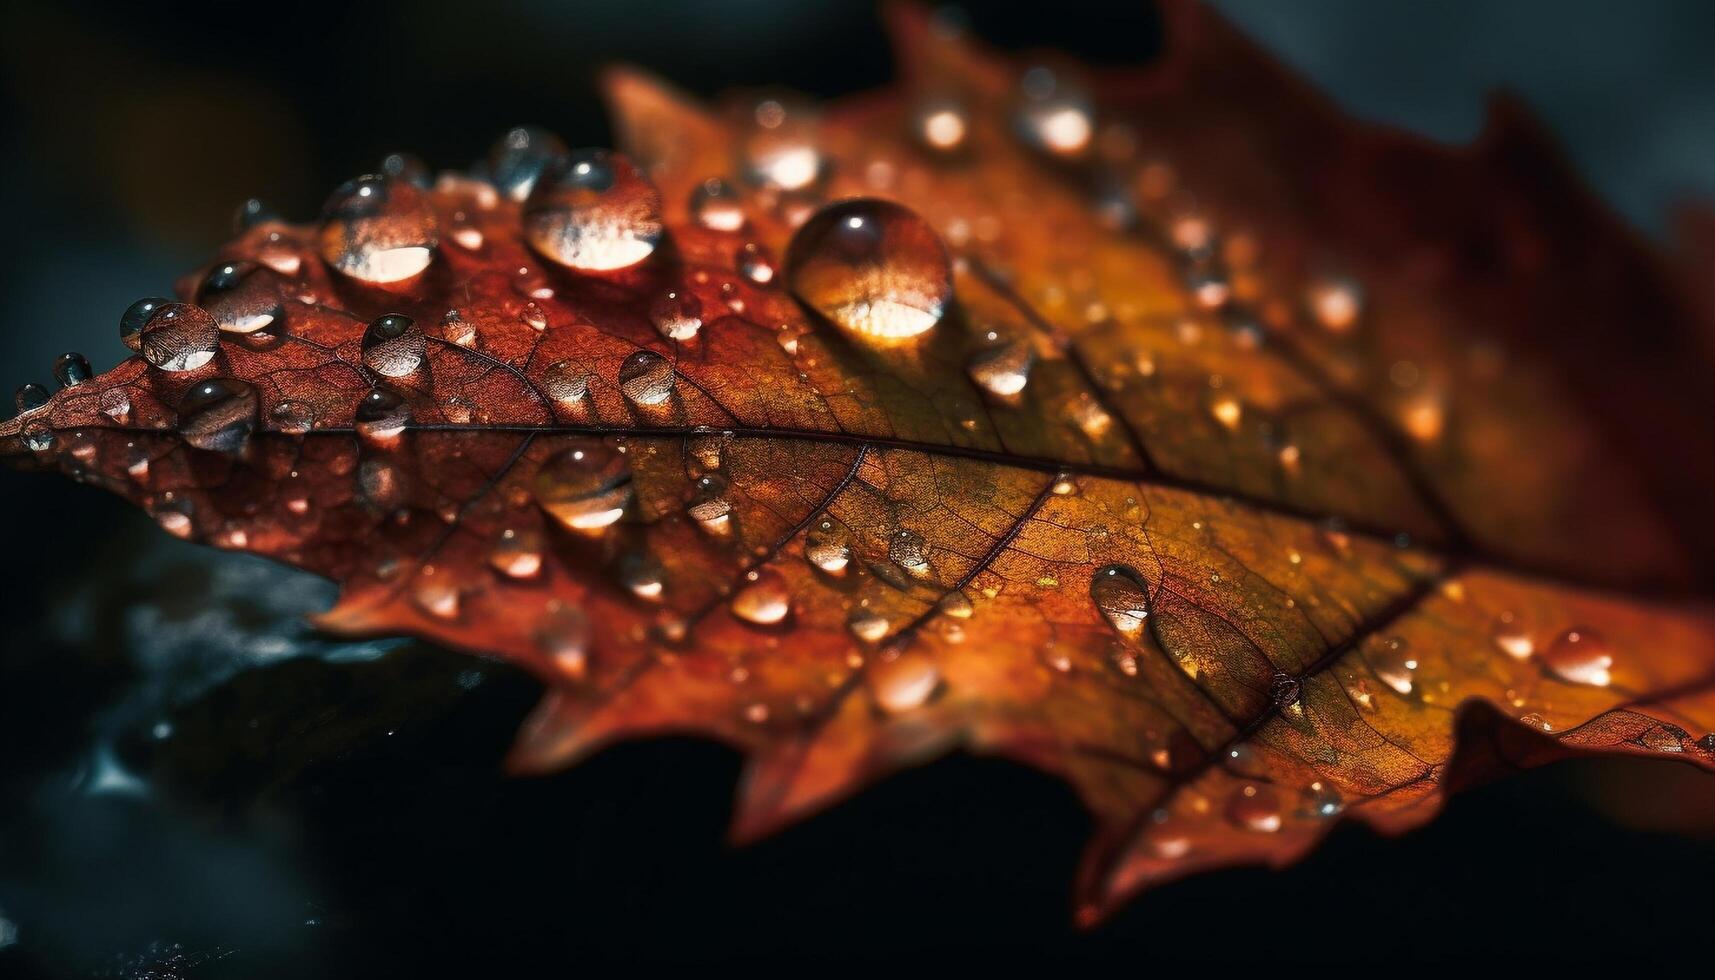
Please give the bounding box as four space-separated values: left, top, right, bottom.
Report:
6 1 1715 920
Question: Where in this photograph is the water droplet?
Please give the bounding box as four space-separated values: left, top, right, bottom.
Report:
542 361 591 405
361 313 427 378
1302 781 1343 818
379 151 431 188
687 474 732 535
689 177 747 232
318 175 437 284
490 528 543 579
1268 672 1301 710
176 378 258 454
1208 393 1242 431
355 388 411 448
967 340 1033 398
1225 784 1282 833
1492 620 1534 660
488 126 568 202
618 350 675 407
536 606 592 679
731 569 791 625
617 551 665 601
938 590 974 619
870 652 940 713
847 607 890 644
534 445 632 533
805 519 851 575
271 399 315 434
524 149 663 272
52 352 92 388
914 97 969 153
737 241 776 285
888 527 931 576
197 261 283 334
1542 627 1612 687
139 303 219 372
519 302 549 331
1015 66 1093 158
232 197 279 231
650 290 704 341
785 198 951 340
1091 565 1151 637
741 97 822 191
1308 278 1363 333
21 420 54 451
1372 637 1417 695
119 297 171 352
100 388 131 424
13 383 48 415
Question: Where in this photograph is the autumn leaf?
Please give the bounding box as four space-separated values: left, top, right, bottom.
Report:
5 0 1715 923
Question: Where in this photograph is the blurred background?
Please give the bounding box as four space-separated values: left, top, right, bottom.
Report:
2 0 1713 974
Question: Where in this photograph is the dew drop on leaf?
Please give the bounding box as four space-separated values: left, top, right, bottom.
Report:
361 313 427 378
535 605 592 679
1308 278 1363 333
785 198 951 340
805 519 852 575
1091 564 1151 637
542 361 591 405
686 474 732 536
847 607 889 644
51 352 92 388
13 383 48 415
524 149 663 272
318 175 438 284
271 399 316 434
731 569 791 626
688 177 746 232
741 96 822 191
869 652 940 714
99 388 130 424
354 388 411 449
887 527 932 576
1302 781 1343 818
487 125 569 202
119 297 170 352
1015 66 1093 159
1372 636 1417 695
617 550 665 602
176 378 258 454
966 339 1033 398
1226 784 1283 833
21 420 55 452
139 302 219 373
914 97 969 153
534 445 632 533
737 241 776 286
649 289 703 341
489 528 543 580
197 260 283 335
618 350 675 407
1542 627 1613 687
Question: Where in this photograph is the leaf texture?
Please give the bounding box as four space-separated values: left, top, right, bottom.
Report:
6 0 1715 920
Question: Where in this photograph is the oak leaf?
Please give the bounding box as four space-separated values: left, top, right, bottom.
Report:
6 1 1715 921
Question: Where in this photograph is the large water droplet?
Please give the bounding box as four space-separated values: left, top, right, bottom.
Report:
13 383 48 415
731 569 791 625
650 290 703 341
51 352 92 388
318 175 438 284
534 445 633 533
488 126 569 202
361 313 427 378
355 388 411 448
119 297 171 352
967 340 1033 398
1542 627 1612 687
1091 565 1151 637
197 261 283 334
523 149 663 272
139 303 219 372
805 519 852 575
689 177 746 232
618 350 675 407
870 652 940 713
786 199 951 340
177 378 258 454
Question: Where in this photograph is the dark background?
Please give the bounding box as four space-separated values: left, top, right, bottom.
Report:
3 1 1714 973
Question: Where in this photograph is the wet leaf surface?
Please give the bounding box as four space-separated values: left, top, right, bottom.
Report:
6 1 1715 920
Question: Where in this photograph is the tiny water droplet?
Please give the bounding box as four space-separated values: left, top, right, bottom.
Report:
1492 620 1534 660
536 606 592 679
1015 66 1093 158
542 361 591 405
1208 394 1242 431
785 198 951 340
1091 565 1151 637
52 352 92 388
379 151 431 188
534 445 633 533
13 383 48 415
1542 627 1612 687
100 388 131 424
1373 636 1417 695
177 378 258 454
967 340 1033 398
488 126 568 202
805 519 852 575
737 241 776 286
618 350 675 407
1302 781 1343 818
355 388 411 448
271 399 315 434
741 97 822 191
847 607 890 644
232 197 279 231
520 302 549 331
120 297 171 352
197 261 283 334
650 290 704 341
1226 784 1282 833
318 175 438 284
914 97 969 153
689 177 747 231
139 303 219 372
938 591 974 619
618 551 665 601
687 474 732 535
1308 278 1363 333
21 419 55 451
870 652 940 713
731 569 791 625
888 527 931 576
524 149 663 272
361 313 427 378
